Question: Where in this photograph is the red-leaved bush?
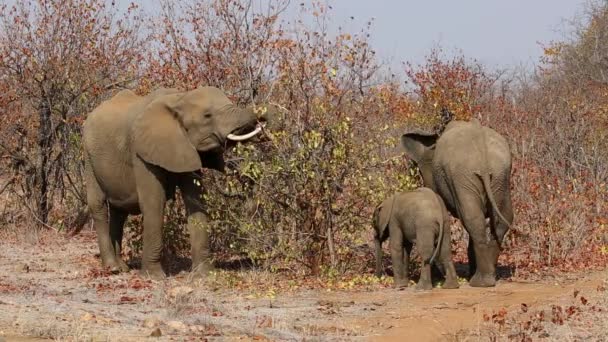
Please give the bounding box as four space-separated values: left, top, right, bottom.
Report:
0 0 606 278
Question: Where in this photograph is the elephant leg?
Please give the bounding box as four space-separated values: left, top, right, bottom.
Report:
416 229 434 291
134 158 167 280
403 240 412 285
493 190 513 246
85 159 120 271
109 205 129 272
440 223 459 289
178 174 215 278
390 228 408 288
458 194 496 287
490 191 514 279
467 235 476 278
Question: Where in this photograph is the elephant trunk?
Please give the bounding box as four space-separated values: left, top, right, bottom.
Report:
223 104 279 142
219 106 260 141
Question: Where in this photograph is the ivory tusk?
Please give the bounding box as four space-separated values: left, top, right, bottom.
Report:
226 123 266 141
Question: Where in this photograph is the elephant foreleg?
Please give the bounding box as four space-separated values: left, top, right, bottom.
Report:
134 158 167 280
86 159 121 273
179 174 215 278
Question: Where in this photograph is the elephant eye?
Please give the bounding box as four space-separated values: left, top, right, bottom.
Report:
204 113 212 119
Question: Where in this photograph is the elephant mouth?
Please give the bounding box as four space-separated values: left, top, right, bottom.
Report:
226 122 266 142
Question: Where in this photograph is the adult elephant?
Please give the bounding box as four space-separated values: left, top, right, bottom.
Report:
400 118 513 287
83 86 273 279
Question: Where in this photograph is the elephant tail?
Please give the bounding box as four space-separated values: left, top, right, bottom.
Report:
477 172 512 228
426 194 444 266
476 125 511 229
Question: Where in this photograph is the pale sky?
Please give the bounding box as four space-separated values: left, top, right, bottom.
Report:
130 0 589 69
323 0 588 69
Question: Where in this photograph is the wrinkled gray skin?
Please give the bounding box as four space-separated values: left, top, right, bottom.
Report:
373 187 459 290
83 86 272 280
401 119 513 287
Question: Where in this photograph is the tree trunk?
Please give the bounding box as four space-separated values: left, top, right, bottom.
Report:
36 99 52 225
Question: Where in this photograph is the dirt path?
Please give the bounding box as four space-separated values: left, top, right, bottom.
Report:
1 230 606 341
346 272 607 341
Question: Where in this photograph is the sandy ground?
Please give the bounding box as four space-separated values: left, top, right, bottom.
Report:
1 229 607 341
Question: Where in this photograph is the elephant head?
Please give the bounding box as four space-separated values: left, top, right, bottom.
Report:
400 130 439 189
372 197 393 277
400 120 482 189
130 86 273 173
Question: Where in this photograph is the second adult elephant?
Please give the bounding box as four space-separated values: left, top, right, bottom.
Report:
83 86 276 279
401 119 513 287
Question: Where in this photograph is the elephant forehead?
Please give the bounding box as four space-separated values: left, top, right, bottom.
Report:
193 87 233 108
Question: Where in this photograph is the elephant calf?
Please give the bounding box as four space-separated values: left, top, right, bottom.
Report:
373 187 459 290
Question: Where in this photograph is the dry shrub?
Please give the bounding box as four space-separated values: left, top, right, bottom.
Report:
1 0 607 281
486 0 608 274
0 0 145 228
475 285 608 341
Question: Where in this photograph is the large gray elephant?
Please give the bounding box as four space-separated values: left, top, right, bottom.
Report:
82 86 274 279
373 187 459 290
400 118 513 287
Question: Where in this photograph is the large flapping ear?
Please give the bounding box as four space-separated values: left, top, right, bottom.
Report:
373 197 393 242
131 93 202 173
378 199 393 241
400 130 439 164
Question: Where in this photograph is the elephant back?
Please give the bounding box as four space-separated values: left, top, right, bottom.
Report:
435 121 511 173
83 90 142 154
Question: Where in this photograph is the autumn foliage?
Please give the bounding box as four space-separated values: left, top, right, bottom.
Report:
1 0 607 279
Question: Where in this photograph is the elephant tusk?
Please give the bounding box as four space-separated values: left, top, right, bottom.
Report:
226 123 265 141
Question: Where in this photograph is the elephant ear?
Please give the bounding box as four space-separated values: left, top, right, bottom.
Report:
373 198 393 241
400 130 438 164
131 94 202 173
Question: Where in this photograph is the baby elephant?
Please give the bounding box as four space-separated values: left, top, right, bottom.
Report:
373 187 459 290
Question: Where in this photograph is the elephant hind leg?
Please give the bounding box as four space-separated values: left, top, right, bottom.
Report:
492 191 513 245
489 192 513 280
389 228 408 288
109 206 129 273
467 236 476 278
439 219 459 289
416 229 435 290
457 193 496 287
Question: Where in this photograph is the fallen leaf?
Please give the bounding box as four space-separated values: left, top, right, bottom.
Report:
81 312 95 322
168 286 193 298
143 317 161 328
167 320 187 331
149 328 162 337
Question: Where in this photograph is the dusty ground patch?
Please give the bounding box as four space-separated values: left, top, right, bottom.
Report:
0 229 606 341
